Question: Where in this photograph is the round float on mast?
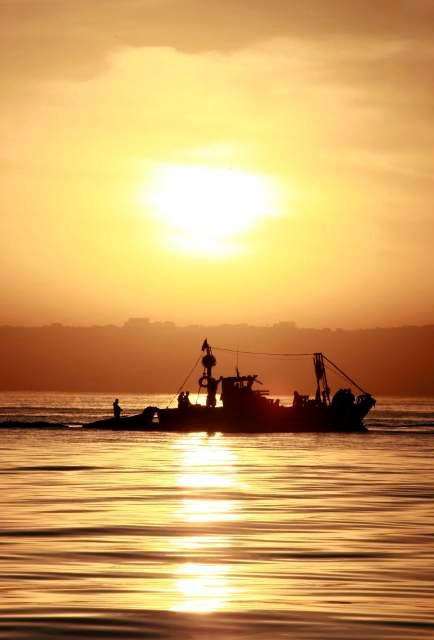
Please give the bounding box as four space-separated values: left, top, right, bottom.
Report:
199 339 218 407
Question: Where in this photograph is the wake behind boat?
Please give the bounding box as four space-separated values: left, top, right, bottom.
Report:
84 340 376 433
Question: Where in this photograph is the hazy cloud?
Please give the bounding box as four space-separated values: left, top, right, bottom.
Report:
2 0 434 81
2 1 434 327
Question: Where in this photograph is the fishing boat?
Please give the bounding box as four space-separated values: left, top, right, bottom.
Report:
84 340 376 432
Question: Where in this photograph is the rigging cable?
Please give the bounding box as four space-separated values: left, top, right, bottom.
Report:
326 365 356 387
322 355 368 395
166 345 369 407
213 346 313 357
213 345 369 395
167 352 203 408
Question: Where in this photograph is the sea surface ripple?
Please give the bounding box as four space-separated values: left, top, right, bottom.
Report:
0 394 433 639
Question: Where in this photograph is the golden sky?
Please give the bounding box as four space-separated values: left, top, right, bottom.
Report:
1 1 434 328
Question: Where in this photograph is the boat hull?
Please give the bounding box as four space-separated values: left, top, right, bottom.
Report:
83 403 369 433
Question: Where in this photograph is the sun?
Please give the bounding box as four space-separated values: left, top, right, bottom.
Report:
141 164 280 255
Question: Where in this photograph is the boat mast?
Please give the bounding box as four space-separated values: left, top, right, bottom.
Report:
313 352 330 405
201 339 218 407
201 340 215 377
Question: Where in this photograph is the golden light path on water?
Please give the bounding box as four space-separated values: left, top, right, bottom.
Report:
1 412 434 640
170 432 240 613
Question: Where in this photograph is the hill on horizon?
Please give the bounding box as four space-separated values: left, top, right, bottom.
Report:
1 319 434 396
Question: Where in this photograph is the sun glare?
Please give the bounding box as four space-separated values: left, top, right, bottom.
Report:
141 164 280 255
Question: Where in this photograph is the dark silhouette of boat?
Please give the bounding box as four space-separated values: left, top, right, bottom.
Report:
84 340 376 433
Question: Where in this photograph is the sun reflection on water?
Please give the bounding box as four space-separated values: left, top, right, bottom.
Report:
170 433 240 613
179 498 240 523
171 563 232 613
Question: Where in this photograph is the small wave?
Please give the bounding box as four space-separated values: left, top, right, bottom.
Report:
9 465 100 472
373 410 434 418
0 525 205 538
1 609 433 640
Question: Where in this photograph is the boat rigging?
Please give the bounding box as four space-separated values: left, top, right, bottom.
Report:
84 339 376 433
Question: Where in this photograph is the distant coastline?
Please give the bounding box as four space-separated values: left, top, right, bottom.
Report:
1 319 433 396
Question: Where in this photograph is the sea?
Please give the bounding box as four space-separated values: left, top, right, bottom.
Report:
0 392 433 640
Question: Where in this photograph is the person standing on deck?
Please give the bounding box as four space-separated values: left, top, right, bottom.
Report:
177 392 185 409
206 377 218 408
113 398 122 420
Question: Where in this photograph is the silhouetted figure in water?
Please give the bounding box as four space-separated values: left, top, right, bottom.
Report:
113 398 122 419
